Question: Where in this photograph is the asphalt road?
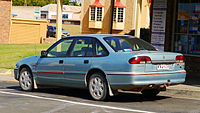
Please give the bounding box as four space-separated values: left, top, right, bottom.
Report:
0 81 200 113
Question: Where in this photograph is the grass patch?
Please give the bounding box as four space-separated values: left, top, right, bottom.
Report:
0 24 80 69
0 44 51 69
48 24 80 35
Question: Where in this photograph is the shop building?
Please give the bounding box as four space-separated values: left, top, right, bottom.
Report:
150 0 200 72
41 4 81 25
81 0 151 34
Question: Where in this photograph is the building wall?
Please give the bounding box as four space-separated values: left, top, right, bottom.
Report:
150 0 200 73
81 0 150 35
48 11 73 20
12 6 41 20
164 0 174 52
0 0 11 44
140 0 150 28
10 19 47 44
165 0 200 73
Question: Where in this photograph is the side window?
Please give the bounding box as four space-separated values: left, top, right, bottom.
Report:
70 38 93 57
48 39 73 57
94 40 109 56
104 38 119 51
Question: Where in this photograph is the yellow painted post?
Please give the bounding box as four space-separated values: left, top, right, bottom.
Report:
56 0 63 41
135 0 142 38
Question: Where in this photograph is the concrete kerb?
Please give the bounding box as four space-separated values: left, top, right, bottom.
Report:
165 84 200 98
0 69 13 75
0 69 14 75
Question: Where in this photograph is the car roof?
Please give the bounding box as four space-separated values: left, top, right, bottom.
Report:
64 34 136 39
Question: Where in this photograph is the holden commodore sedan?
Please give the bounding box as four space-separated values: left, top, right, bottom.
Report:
14 34 186 100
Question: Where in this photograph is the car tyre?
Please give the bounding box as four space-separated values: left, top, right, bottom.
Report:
19 68 34 91
89 73 108 101
141 89 160 97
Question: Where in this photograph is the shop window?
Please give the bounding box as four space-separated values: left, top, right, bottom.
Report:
89 0 104 29
89 7 103 21
113 8 117 21
113 8 125 22
62 14 68 19
118 8 124 22
96 7 103 21
41 14 47 19
112 0 126 30
90 7 95 21
174 0 200 55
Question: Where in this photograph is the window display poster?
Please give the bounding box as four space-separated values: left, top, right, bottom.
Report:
151 0 167 51
195 5 200 13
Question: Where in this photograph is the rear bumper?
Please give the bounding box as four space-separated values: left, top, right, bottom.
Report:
106 71 186 90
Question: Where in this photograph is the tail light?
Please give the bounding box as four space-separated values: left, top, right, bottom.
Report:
129 56 151 64
176 56 184 63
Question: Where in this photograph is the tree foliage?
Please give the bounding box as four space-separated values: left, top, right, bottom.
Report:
12 0 79 6
63 0 70 5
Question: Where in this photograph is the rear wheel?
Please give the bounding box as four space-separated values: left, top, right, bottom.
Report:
89 73 108 101
141 89 160 97
19 68 34 91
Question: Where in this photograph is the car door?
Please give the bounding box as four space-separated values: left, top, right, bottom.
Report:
36 38 74 86
63 37 94 88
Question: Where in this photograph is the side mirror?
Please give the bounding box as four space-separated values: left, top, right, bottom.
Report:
41 50 48 57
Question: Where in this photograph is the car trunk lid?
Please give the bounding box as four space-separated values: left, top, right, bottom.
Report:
129 51 181 72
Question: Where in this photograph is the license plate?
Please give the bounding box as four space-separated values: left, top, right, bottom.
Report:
157 64 170 70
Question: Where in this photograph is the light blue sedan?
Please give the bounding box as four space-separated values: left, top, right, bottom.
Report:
14 34 186 100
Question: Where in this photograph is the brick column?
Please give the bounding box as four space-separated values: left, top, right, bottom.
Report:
0 0 11 44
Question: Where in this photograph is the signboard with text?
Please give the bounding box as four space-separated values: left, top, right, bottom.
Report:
151 0 167 51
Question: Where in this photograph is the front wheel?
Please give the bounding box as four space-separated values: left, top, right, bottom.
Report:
19 68 34 91
89 73 108 101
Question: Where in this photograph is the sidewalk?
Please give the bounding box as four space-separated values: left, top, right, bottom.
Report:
0 69 16 82
0 69 200 97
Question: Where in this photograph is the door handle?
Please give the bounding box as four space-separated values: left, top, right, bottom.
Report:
84 60 89 64
59 60 64 64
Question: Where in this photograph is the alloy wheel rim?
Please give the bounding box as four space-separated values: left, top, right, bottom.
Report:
89 77 104 99
20 71 32 90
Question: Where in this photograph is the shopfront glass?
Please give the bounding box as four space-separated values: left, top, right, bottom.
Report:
175 0 200 55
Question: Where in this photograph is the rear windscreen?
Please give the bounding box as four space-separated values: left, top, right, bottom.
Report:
104 36 157 52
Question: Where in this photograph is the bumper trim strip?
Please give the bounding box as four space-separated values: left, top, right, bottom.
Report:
107 72 186 76
36 71 86 75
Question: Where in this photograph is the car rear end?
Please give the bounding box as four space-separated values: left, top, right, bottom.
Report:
107 52 186 91
132 52 185 86
103 36 186 91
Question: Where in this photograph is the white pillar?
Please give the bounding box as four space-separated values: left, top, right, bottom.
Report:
135 0 142 38
56 0 63 41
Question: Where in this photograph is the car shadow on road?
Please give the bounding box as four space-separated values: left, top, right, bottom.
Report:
185 73 200 87
108 92 170 102
6 86 170 103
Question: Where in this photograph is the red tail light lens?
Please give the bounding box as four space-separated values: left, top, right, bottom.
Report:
176 56 184 63
129 56 151 64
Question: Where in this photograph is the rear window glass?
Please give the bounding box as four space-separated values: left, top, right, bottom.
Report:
104 36 157 52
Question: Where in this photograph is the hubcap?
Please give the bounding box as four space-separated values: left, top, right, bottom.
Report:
20 71 32 90
89 77 104 99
